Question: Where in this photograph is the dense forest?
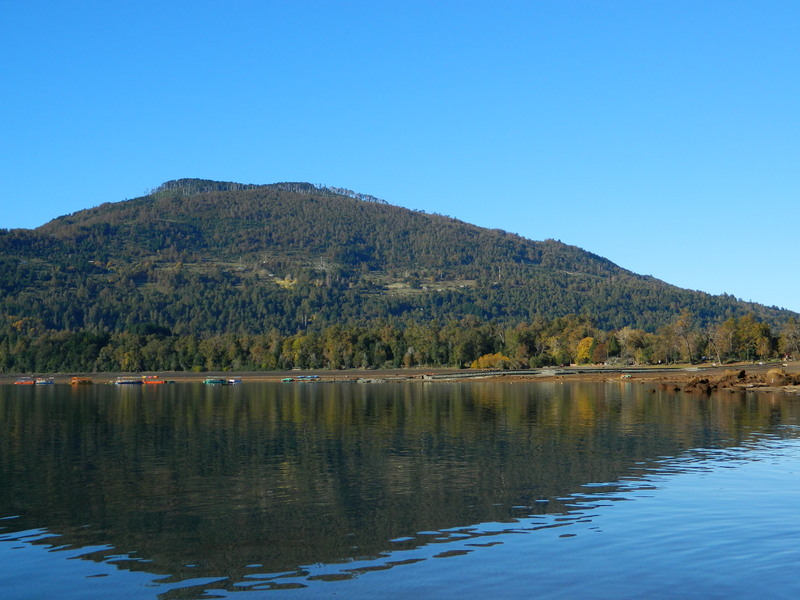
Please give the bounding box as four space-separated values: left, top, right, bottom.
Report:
1 179 797 372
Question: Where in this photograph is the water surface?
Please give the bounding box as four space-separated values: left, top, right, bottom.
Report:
1 381 798 598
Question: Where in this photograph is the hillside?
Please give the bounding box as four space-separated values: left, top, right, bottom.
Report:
0 179 797 372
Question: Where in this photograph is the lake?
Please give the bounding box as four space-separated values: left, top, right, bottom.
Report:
1 381 799 599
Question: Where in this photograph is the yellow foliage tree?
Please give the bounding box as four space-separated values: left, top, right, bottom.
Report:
470 353 512 369
576 336 596 364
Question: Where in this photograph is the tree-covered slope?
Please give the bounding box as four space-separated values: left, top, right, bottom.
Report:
0 179 794 337
36 179 622 276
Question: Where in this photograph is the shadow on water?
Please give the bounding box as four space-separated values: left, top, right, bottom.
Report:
1 381 799 597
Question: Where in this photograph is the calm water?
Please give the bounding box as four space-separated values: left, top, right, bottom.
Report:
1 381 799 599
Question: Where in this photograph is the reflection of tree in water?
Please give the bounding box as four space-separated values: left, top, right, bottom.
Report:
0 382 797 589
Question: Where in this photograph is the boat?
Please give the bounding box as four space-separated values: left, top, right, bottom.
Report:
70 376 93 385
282 377 294 382
14 377 35 385
142 375 167 384
114 377 143 385
203 377 241 385
35 377 55 385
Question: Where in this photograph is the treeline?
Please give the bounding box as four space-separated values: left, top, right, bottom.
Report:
3 313 799 374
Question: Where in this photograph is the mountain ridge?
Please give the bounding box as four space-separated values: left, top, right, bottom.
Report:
36 180 631 278
0 179 795 333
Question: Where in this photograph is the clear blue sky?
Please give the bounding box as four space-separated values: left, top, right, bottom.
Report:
2 1 799 313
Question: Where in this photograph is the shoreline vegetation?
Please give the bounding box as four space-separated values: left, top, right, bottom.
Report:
3 361 800 394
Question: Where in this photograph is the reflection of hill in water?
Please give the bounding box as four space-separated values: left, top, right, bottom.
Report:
1 382 798 581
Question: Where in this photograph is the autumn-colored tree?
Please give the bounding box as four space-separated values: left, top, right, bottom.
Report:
591 341 608 364
737 314 773 361
653 324 681 364
576 337 596 364
674 309 695 364
470 353 512 369
779 318 800 359
716 318 739 362
616 326 646 364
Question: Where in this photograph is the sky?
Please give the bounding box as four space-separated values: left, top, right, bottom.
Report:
2 0 799 312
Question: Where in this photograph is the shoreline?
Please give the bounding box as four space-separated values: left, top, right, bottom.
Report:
2 361 800 393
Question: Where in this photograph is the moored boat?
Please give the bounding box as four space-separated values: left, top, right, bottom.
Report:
142 375 167 384
203 378 228 385
14 377 35 385
35 377 55 385
70 376 93 385
114 377 143 385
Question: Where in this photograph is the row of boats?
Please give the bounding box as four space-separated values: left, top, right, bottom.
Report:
13 375 241 385
14 375 174 385
14 376 57 385
116 376 243 385
12 375 329 385
112 376 175 385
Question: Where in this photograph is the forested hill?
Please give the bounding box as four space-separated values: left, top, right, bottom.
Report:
0 178 795 341
35 178 621 278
